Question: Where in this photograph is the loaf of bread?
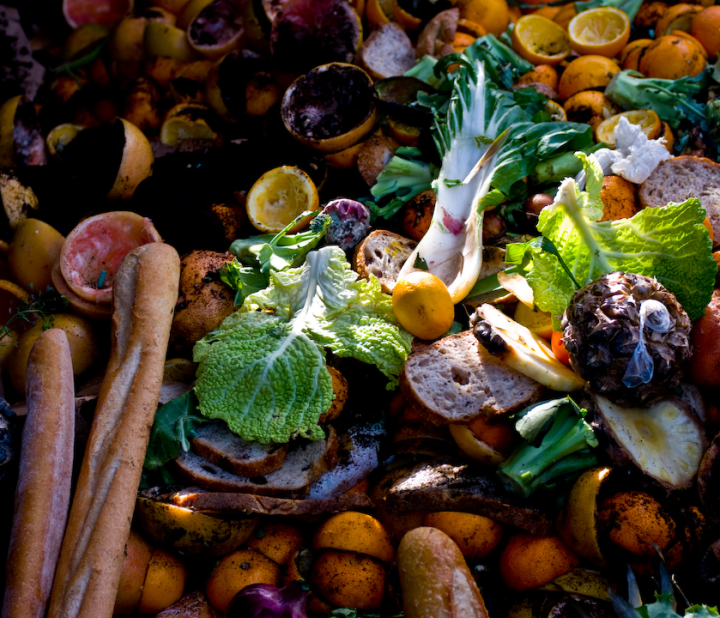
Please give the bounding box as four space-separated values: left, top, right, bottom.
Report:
47 243 180 618
2 329 75 618
398 527 489 618
357 23 416 81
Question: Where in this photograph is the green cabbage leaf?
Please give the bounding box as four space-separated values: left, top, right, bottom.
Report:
507 154 716 328
193 246 412 444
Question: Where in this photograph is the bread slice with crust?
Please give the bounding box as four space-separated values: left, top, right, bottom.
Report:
357 23 416 81
399 330 544 424
353 229 417 293
638 156 720 247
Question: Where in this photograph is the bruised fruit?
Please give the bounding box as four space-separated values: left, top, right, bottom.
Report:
271 0 363 73
281 63 377 153
59 211 161 305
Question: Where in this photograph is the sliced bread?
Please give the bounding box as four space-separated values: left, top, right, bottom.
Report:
639 156 720 247
353 229 417 293
357 23 416 81
174 426 339 497
191 422 289 477
399 330 544 423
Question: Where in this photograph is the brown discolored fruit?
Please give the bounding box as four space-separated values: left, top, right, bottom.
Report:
114 530 154 616
525 193 554 216
311 551 386 610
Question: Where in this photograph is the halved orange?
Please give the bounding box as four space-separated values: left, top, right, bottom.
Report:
63 0 133 28
511 15 571 66
59 211 162 304
187 0 245 60
366 0 393 28
595 110 662 147
160 114 217 147
545 100 567 122
655 3 702 37
458 18 487 38
392 0 421 31
568 7 630 58
46 124 83 159
246 166 320 233
558 55 620 100
143 21 198 60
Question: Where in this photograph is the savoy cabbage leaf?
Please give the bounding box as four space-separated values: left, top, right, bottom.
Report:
507 153 716 327
193 246 412 444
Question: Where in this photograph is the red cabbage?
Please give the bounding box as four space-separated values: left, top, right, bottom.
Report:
226 582 308 618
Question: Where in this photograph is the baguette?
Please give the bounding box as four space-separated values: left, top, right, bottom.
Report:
2 329 75 618
47 243 180 618
398 527 489 618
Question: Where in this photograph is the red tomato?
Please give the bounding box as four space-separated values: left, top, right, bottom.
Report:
551 331 571 366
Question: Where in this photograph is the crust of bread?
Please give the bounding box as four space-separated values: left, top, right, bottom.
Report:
353 230 417 293
47 243 180 618
398 527 489 618
2 329 75 618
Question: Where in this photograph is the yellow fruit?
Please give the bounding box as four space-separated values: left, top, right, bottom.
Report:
514 302 553 340
511 15 571 65
108 119 154 199
246 166 320 233
365 0 393 28
143 21 197 61
137 549 187 615
160 115 217 147
595 110 661 147
545 100 567 122
558 55 620 100
8 314 100 394
46 124 83 159
392 272 455 341
0 95 21 168
568 7 631 58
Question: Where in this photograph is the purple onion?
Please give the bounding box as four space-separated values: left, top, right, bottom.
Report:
226 582 308 618
321 199 371 250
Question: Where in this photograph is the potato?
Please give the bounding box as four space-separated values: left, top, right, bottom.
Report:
313 512 394 562
115 530 154 616
8 218 64 292
311 551 386 611
206 549 280 613
8 314 100 394
248 523 305 566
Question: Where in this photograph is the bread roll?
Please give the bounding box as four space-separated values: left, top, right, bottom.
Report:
398 527 489 618
47 243 180 618
2 329 75 618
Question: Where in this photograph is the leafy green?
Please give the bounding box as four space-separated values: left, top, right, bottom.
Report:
498 396 598 497
507 153 716 327
463 34 534 89
605 70 711 129
218 262 266 306
575 0 644 21
229 211 331 275
144 391 210 470
194 247 412 443
368 147 437 221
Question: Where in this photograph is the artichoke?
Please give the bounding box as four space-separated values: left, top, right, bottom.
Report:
562 272 691 406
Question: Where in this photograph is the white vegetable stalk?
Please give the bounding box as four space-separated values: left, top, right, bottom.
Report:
399 61 507 303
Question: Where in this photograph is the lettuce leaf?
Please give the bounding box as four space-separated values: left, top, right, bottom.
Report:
508 154 716 327
193 247 412 443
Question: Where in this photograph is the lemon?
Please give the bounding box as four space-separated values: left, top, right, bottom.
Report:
246 166 320 233
46 123 83 159
392 272 454 341
514 302 553 341
595 110 662 148
160 114 217 147
544 100 567 122
143 21 197 61
568 7 630 58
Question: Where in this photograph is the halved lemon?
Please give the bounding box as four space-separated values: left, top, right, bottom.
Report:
568 7 630 58
595 110 662 148
366 0 393 28
160 114 217 147
511 15 571 66
143 21 198 60
246 166 320 233
46 124 84 159
545 99 567 122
